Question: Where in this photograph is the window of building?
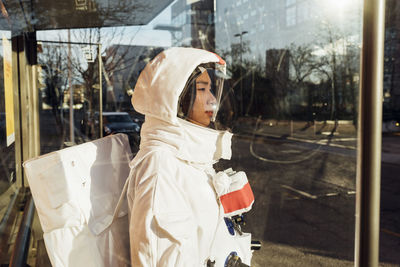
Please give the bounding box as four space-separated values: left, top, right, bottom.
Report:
286 6 296 26
297 1 309 23
286 0 296 7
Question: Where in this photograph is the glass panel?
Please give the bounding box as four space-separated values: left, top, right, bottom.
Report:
0 30 17 237
381 0 400 265
37 40 104 154
0 0 175 35
28 0 391 266
215 0 362 265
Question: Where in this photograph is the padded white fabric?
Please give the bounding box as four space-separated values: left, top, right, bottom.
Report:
23 134 132 267
127 47 252 267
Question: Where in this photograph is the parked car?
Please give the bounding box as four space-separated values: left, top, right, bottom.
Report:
382 120 400 133
80 111 141 151
102 112 141 150
102 112 139 134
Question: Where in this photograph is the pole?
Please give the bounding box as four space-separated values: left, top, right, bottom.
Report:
68 29 74 144
98 44 103 138
355 0 385 266
240 34 243 117
234 31 247 116
290 120 293 137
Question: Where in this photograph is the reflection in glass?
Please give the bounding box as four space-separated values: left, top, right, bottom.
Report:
31 0 399 265
0 0 175 36
37 40 103 153
0 32 17 245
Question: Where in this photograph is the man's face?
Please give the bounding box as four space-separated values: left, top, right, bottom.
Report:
188 71 216 127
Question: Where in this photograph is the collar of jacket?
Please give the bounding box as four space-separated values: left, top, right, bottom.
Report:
139 116 232 165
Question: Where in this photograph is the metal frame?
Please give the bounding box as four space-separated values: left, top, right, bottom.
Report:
98 44 103 138
12 33 41 188
0 188 20 263
355 0 386 266
8 195 34 267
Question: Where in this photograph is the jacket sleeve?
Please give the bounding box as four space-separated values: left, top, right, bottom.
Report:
129 170 199 267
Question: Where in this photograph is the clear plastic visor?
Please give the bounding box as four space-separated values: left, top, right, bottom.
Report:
178 65 227 128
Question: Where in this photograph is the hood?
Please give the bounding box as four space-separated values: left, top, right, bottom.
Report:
131 47 226 125
131 47 231 164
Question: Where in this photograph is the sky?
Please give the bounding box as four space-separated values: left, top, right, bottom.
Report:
36 0 176 48
105 0 175 47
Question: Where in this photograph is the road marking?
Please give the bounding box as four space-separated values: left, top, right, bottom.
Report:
315 140 356 150
281 150 300 153
281 185 354 199
333 138 357 141
321 131 340 135
252 130 357 150
324 192 339 197
281 185 317 199
297 138 357 149
381 228 400 238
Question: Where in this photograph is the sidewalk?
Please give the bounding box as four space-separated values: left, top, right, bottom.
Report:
233 117 356 138
233 117 400 165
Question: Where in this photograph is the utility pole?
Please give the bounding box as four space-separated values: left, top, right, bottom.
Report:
68 29 74 144
234 31 248 116
98 43 103 138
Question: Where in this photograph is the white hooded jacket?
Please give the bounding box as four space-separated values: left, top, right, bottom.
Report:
128 47 252 267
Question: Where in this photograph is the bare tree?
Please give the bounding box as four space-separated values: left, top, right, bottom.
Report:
66 27 141 137
287 43 327 123
314 20 361 129
38 42 69 132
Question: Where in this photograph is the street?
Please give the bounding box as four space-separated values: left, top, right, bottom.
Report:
212 121 400 266
23 112 400 266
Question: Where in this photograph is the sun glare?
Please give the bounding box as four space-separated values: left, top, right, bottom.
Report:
325 0 354 12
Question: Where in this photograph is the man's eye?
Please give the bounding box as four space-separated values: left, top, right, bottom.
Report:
197 88 206 91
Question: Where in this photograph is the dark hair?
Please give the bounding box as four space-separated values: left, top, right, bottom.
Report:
180 83 195 116
178 68 202 118
178 63 217 119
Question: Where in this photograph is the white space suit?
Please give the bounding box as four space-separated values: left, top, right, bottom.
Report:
127 47 252 267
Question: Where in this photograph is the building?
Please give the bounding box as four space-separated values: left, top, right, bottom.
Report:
104 45 165 111
171 0 215 51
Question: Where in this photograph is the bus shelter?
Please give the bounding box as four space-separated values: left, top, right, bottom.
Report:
0 0 393 266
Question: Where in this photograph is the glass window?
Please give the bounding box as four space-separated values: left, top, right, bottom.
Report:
33 1 364 265
382 3 400 262
297 1 310 23
17 0 399 266
0 30 17 248
286 0 296 7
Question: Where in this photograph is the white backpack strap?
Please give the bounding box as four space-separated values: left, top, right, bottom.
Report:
111 176 131 221
111 148 162 222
